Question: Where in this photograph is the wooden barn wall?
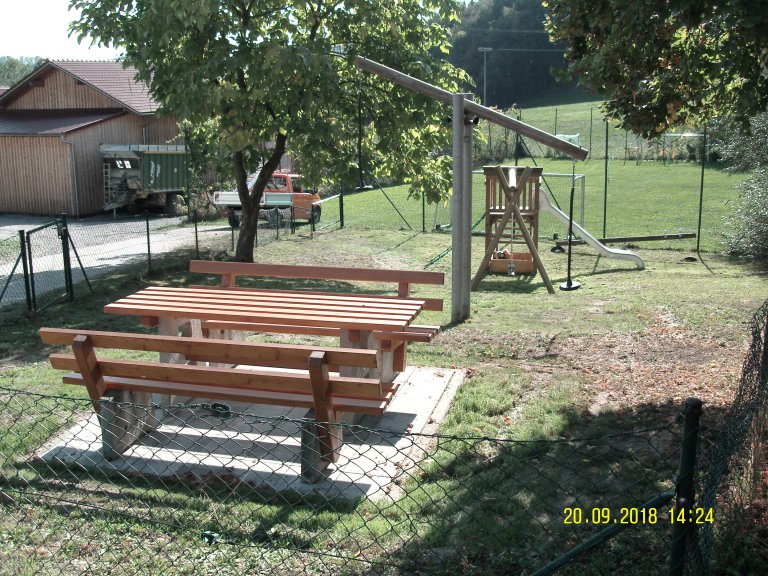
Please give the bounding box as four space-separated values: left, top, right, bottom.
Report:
0 115 180 216
144 115 182 144
72 114 180 215
7 69 118 110
0 136 73 215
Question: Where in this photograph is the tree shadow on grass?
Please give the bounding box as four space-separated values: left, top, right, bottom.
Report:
356 398 732 576
0 394 744 576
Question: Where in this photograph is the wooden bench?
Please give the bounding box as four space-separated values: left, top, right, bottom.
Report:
39 327 393 482
188 260 444 372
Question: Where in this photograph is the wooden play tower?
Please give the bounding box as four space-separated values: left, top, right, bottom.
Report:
484 165 543 276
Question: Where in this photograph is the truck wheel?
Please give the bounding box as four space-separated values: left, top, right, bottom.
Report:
311 206 321 225
228 211 241 228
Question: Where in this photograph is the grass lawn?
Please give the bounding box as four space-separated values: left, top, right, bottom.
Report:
327 158 741 254
1 228 766 575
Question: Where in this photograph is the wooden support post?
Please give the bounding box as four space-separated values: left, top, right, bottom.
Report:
308 351 342 463
510 201 555 294
461 109 474 320
450 93 474 322
471 166 530 290
496 167 554 294
375 338 399 385
302 351 342 482
72 334 107 411
451 93 468 323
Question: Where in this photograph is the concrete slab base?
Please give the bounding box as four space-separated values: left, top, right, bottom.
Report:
36 367 464 500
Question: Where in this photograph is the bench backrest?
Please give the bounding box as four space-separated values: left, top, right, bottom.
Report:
189 260 444 311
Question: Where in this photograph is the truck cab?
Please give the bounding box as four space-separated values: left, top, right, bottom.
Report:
213 170 321 228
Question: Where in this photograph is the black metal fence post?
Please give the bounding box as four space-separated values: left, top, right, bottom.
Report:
603 120 609 238
59 214 74 301
193 209 200 259
669 397 703 575
696 126 707 253
19 229 32 314
339 188 345 228
145 212 152 274
25 227 37 315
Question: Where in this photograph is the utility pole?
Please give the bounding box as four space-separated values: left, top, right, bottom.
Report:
478 47 493 106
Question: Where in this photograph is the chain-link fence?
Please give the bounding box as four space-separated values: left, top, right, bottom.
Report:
4 300 766 575
0 209 309 315
690 298 768 575
1 386 687 576
330 108 738 254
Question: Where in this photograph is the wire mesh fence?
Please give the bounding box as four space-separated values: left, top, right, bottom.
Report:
332 108 738 254
0 231 25 309
3 299 765 574
1 387 687 576
0 209 313 315
690 298 768 575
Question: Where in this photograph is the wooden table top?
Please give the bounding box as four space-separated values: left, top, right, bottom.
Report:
104 286 425 331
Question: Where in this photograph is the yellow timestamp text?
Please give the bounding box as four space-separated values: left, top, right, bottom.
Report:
563 507 714 525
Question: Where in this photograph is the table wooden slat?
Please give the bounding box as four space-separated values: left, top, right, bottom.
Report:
122 292 418 319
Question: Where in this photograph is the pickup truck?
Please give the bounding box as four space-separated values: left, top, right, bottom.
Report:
212 171 321 228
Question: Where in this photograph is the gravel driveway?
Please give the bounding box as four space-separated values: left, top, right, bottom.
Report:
0 213 233 308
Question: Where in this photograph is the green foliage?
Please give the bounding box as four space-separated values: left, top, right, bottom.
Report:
724 167 768 259
0 56 40 87
712 113 768 259
712 113 768 172
178 118 232 182
544 0 768 137
71 0 466 200
71 0 467 259
448 0 574 108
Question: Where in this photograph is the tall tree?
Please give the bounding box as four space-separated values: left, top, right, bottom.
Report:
0 56 40 87
544 0 768 136
72 0 465 261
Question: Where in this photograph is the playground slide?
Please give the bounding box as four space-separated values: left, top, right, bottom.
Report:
538 189 645 270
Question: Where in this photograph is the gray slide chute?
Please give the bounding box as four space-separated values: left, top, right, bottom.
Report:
539 188 645 270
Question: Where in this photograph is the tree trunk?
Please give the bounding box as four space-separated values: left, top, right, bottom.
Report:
233 134 288 262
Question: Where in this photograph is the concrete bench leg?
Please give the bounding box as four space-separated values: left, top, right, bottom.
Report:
98 390 159 460
300 409 342 483
339 329 374 427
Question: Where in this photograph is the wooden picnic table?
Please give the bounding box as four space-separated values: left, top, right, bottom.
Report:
104 285 429 384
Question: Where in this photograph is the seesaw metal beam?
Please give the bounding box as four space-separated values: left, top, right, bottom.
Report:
354 56 589 161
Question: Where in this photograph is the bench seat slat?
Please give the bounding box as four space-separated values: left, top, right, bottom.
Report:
50 354 384 399
61 374 391 414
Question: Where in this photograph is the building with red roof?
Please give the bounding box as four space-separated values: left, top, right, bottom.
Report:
0 60 180 216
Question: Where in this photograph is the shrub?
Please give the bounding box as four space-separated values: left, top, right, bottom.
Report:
725 167 768 259
714 113 768 259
